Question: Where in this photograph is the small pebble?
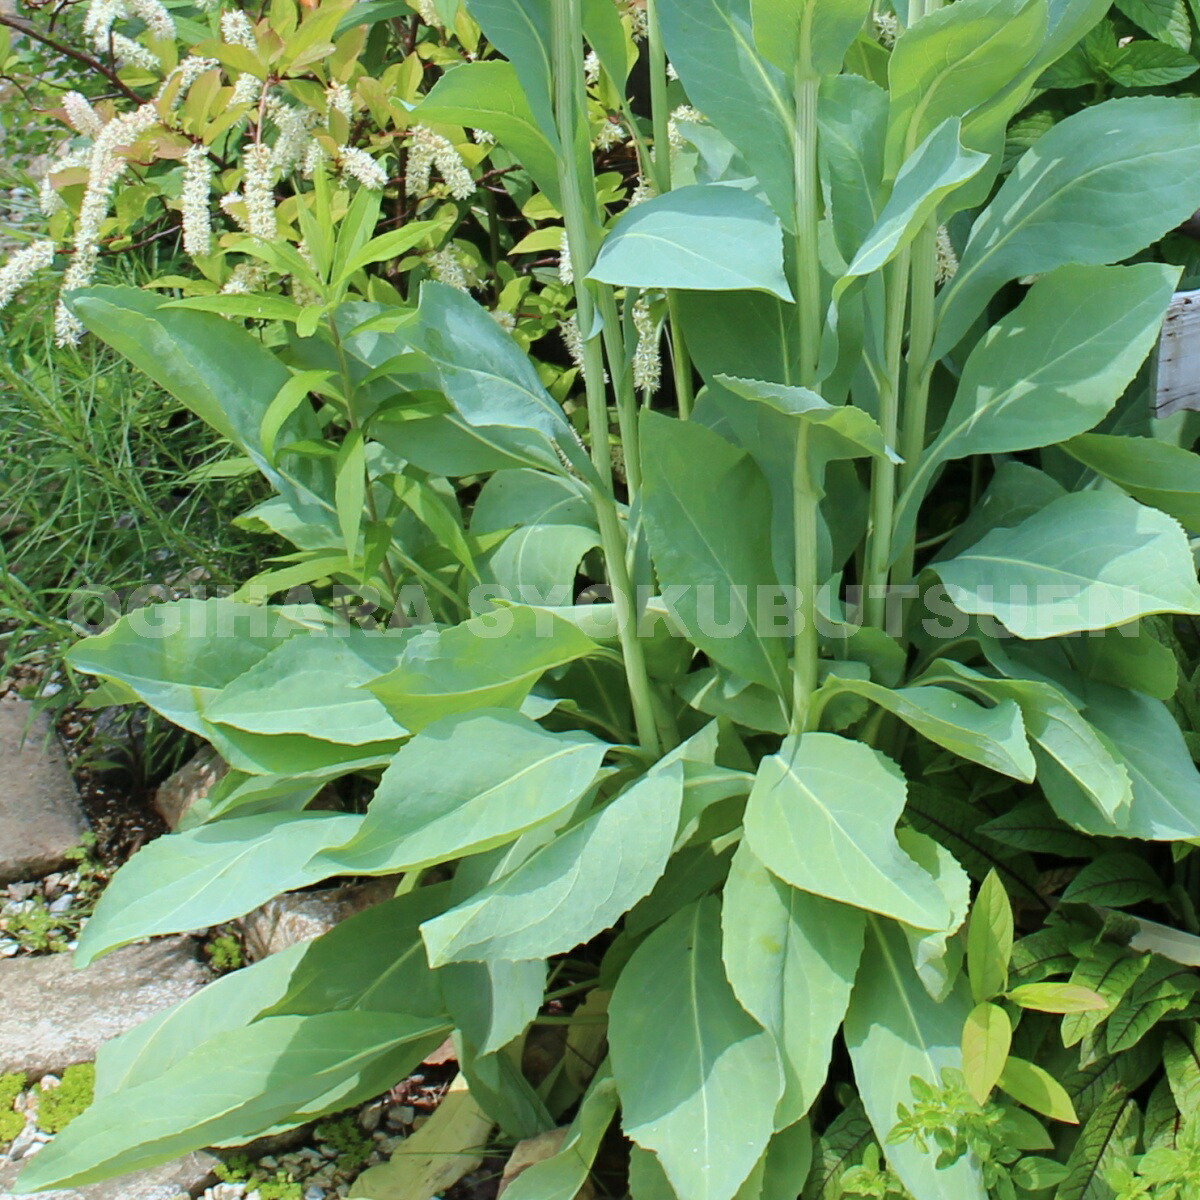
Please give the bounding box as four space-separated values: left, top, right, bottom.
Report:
304 1188 326 1200
6 883 35 902
258 1156 278 1169
47 895 74 915
385 1104 414 1128
358 1101 384 1133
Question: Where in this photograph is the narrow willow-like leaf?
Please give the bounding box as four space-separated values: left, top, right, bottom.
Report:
743 733 952 931
610 898 783 1200
722 843 866 1129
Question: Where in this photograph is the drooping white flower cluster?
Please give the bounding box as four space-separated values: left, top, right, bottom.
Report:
874 11 899 46
0 241 56 312
429 246 469 291
242 142 277 239
62 92 103 137
220 261 267 294
220 9 256 48
55 103 159 344
181 144 213 256
935 225 959 284
472 128 496 146
632 295 662 393
561 314 586 373
629 176 656 207
668 105 703 152
405 125 474 200
621 0 648 40
584 51 601 85
127 0 175 41
82 0 172 62
231 74 261 106
490 309 516 333
339 145 388 190
326 81 353 119
168 55 220 101
558 228 574 286
267 97 317 173
414 0 442 27
595 117 624 151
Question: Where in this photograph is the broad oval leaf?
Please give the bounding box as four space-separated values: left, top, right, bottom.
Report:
658 0 796 227
610 897 784 1200
934 492 1200 639
934 96 1200 356
1063 432 1200 533
420 761 684 964
845 918 987 1200
998 1056 1079 1123
751 0 871 75
365 606 600 730
590 185 794 300
742 732 952 931
315 709 609 876
722 843 866 1129
896 262 1179 549
16 1011 447 1193
76 812 362 965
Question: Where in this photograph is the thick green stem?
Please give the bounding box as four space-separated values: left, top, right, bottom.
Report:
893 220 938 586
645 0 694 420
552 0 660 754
791 428 820 734
793 73 822 388
788 71 824 727
597 288 642 495
863 252 910 629
593 494 662 755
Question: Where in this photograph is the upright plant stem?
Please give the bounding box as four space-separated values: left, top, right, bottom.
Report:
645 0 694 419
552 0 661 756
792 428 820 734
790 71 823 732
863 252 910 630
893 220 938 587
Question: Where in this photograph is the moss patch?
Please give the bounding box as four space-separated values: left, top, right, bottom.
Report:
35 1063 94 1134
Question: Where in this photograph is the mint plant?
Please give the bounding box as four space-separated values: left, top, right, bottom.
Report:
15 0 1200 1198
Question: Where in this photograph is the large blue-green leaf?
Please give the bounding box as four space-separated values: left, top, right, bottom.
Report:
590 185 793 300
314 709 609 875
413 283 593 479
421 762 683 964
17 1011 447 1193
895 263 1179 550
743 733 952 930
464 0 556 142
365 605 600 730
750 0 872 75
934 492 1200 640
658 0 796 228
610 898 783 1200
76 813 362 965
65 599 328 737
417 61 562 208
640 410 790 700
934 97 1200 356
845 919 986 1200
722 843 866 1129
885 0 1047 171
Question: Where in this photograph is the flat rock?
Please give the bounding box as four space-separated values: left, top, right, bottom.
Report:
0 1149 218 1199
152 750 227 831
0 938 211 1077
0 700 88 885
240 881 396 962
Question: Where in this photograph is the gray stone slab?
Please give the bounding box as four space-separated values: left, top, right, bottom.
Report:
0 938 211 1078
0 1149 218 1199
0 700 88 885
